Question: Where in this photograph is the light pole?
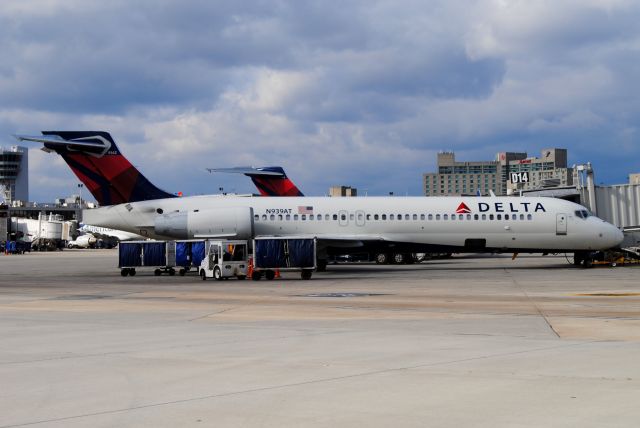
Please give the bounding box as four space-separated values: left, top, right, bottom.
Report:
78 183 84 207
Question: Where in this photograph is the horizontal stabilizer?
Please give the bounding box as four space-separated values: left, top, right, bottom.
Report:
207 166 286 177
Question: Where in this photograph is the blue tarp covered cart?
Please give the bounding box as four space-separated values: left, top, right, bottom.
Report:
253 237 316 280
118 241 176 277
175 240 207 275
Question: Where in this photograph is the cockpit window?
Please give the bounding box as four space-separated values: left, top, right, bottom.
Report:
575 210 590 219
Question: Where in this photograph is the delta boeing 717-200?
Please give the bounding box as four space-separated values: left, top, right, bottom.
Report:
16 131 624 267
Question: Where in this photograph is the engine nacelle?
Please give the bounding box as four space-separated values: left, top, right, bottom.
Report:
154 207 254 239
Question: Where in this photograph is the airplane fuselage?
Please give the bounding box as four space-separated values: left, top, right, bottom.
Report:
83 195 623 253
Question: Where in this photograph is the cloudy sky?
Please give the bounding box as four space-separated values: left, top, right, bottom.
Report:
1 0 639 201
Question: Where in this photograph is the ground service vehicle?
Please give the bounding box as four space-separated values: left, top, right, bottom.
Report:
199 240 248 281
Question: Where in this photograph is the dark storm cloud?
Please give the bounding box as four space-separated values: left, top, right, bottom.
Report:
1 0 639 201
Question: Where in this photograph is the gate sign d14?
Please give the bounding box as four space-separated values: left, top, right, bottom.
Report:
510 171 530 184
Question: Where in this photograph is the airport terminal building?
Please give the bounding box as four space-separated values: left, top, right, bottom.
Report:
423 149 573 196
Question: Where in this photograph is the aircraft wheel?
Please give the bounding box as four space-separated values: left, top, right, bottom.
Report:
301 270 312 280
393 253 405 264
179 268 186 276
251 271 263 281
129 269 136 276
214 267 223 281
120 269 129 277
200 270 207 281
168 268 176 276
375 253 389 264
265 270 276 281
154 269 162 276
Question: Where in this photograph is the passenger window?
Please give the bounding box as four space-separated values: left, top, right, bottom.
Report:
519 214 524 220
286 214 291 220
398 215 402 221
309 214 314 220
481 214 486 220
382 214 387 220
436 214 441 220
357 213 363 221
459 214 464 220
428 214 433 220
350 214 354 221
294 214 299 220
527 214 533 220
489 214 494 220
497 214 502 220
262 214 267 220
325 214 330 220
468 214 473 220
301 214 306 220
270 214 275 221
405 214 410 220
443 214 448 220
366 214 371 220
278 214 283 221
318 216 322 221
374 214 379 220
420 214 425 220
390 214 395 220
254 214 259 221
333 214 338 220
341 214 346 221
451 215 456 221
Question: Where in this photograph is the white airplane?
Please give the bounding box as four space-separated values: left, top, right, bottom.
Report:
16 131 624 267
79 224 143 241
67 233 97 249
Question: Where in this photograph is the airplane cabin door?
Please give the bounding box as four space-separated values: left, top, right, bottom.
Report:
556 213 567 235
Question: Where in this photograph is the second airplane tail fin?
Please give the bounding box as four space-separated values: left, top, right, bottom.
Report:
15 131 175 205
208 166 304 196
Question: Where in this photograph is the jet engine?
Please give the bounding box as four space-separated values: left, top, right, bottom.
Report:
154 207 254 239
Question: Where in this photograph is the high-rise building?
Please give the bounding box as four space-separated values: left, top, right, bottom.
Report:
423 149 572 196
0 146 28 203
329 186 357 197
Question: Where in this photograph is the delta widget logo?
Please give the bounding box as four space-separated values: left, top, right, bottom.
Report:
456 202 471 214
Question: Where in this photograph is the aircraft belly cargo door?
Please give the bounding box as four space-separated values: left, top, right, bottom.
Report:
556 213 567 235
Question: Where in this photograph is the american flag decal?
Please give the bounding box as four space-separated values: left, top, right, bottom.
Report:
298 206 313 214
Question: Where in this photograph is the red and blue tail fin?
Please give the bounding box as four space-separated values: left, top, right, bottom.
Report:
16 131 175 205
208 166 304 196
